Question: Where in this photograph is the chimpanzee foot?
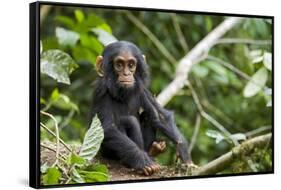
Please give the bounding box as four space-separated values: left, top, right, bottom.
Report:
148 141 166 156
142 162 161 176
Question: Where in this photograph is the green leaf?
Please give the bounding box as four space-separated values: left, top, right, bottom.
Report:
72 45 97 65
74 10 85 23
49 88 79 112
79 171 108 182
97 23 112 34
55 27 80 47
40 162 49 174
263 52 272 71
243 67 268 97
70 153 86 166
84 164 108 174
40 41 43 54
42 167 61 185
191 64 209 78
79 115 104 161
231 133 246 141
206 130 246 144
86 13 104 27
70 167 85 183
41 49 78 84
91 28 117 46
55 15 75 29
80 34 103 54
206 130 224 144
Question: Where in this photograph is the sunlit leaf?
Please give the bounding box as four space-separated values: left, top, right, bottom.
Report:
74 10 85 23
206 130 224 144
231 133 246 141
79 115 104 161
252 56 263 64
80 34 103 54
243 67 268 97
267 99 272 107
191 64 209 78
263 52 272 71
41 49 78 84
70 153 86 166
70 167 85 183
50 88 79 112
56 27 80 47
42 167 61 185
97 23 112 34
55 15 75 29
84 164 108 174
79 171 108 182
91 28 117 46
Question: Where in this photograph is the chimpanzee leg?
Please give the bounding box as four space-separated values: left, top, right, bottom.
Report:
119 116 144 150
140 112 157 152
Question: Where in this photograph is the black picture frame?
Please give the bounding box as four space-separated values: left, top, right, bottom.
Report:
30 1 274 188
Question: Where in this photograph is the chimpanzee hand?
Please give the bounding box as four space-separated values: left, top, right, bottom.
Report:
148 141 166 156
176 142 198 168
142 162 161 176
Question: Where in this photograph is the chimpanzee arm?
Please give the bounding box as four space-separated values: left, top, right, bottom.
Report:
92 96 155 169
140 89 192 162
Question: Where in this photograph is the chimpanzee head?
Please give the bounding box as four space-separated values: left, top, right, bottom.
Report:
95 41 149 92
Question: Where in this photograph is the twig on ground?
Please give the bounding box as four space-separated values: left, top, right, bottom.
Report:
40 122 72 152
40 111 60 166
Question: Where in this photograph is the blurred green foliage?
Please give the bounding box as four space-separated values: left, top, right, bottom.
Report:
40 5 272 173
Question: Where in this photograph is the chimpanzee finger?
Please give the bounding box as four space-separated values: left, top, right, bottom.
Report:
143 167 149 176
146 166 153 174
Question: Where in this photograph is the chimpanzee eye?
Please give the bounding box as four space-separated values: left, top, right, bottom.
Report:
114 61 123 71
128 61 136 71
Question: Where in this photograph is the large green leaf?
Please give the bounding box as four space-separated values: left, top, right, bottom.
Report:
263 52 272 71
69 153 86 166
55 27 80 47
79 171 108 182
70 167 85 183
243 67 268 97
84 164 108 174
74 10 85 23
55 15 75 29
41 49 78 84
91 28 117 46
42 167 61 185
80 34 103 54
79 115 104 161
206 130 246 144
50 88 79 112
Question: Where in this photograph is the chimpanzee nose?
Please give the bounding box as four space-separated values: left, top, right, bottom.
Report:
124 67 131 76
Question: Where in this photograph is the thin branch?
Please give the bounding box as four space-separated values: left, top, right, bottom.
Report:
157 17 243 106
171 13 189 52
40 143 68 160
206 55 270 91
245 125 271 137
188 114 201 154
40 111 60 166
125 11 177 65
215 38 271 46
193 133 272 176
40 122 72 152
187 82 239 146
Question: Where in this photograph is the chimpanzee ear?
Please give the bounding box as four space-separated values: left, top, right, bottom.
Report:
96 55 104 77
142 54 147 64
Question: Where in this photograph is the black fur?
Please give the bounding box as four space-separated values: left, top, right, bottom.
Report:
91 41 191 169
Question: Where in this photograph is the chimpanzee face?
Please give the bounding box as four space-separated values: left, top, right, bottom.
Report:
113 51 137 88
